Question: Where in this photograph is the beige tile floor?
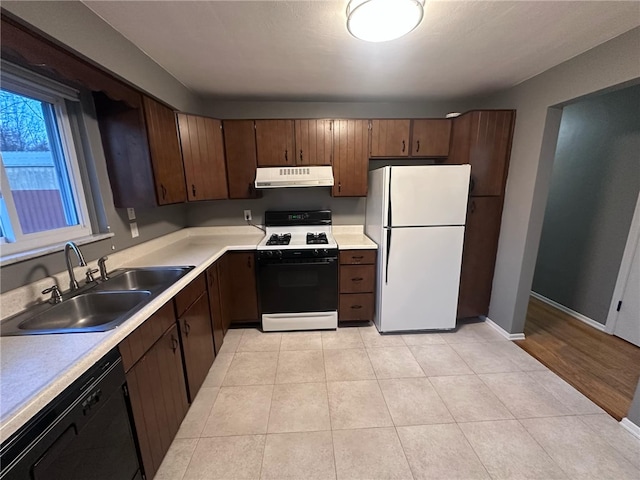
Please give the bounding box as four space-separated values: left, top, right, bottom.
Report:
157 321 640 480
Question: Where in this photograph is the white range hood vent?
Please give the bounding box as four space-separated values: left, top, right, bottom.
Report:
255 166 334 189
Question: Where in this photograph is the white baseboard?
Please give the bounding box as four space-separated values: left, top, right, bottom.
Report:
530 292 606 332
483 317 526 341
620 417 640 440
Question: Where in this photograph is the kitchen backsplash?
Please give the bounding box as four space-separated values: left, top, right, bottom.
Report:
187 188 366 227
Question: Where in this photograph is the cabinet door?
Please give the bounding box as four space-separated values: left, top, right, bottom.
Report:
411 119 451 157
370 119 410 157
142 96 187 205
125 324 188 479
457 197 503 319
332 119 369 197
178 292 215 402
294 119 333 165
447 111 515 196
468 111 514 196
222 120 260 199
255 120 295 166
207 262 225 353
178 114 228 201
219 251 259 325
93 92 157 208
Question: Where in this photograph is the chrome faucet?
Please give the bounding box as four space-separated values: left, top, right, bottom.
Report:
64 241 87 291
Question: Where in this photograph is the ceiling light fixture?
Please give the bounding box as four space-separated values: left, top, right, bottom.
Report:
346 0 425 43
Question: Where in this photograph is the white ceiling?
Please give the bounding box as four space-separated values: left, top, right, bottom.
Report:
83 1 640 101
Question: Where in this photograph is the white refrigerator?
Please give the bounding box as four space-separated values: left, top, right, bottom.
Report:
365 165 471 332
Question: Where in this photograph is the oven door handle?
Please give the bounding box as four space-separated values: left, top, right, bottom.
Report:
259 258 337 266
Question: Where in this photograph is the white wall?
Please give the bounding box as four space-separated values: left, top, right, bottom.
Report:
476 27 640 335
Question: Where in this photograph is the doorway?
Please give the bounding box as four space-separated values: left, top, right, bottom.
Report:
519 84 640 419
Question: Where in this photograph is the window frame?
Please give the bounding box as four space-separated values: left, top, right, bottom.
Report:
0 64 93 256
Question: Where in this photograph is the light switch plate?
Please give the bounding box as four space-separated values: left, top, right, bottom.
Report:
130 222 139 238
127 208 136 220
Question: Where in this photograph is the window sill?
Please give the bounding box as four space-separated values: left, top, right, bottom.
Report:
0 233 115 267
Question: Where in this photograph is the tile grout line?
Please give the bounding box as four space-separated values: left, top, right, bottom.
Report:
321 341 340 480
257 336 280 480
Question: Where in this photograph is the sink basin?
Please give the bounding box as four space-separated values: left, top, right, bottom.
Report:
96 267 193 292
0 265 195 337
1 291 150 336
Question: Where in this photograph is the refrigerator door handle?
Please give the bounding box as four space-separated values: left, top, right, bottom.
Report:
387 168 393 227
385 228 392 284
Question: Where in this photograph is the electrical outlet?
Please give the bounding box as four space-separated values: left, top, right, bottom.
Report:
130 222 139 238
244 210 252 221
127 208 136 220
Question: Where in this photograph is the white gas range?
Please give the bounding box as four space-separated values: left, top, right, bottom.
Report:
256 210 338 332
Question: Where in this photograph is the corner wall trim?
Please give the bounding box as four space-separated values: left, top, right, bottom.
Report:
530 291 606 332
620 417 640 440
483 317 526 341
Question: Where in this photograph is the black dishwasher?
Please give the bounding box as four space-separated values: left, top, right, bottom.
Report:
0 348 142 480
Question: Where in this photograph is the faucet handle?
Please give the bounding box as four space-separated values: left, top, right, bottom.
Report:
98 256 109 281
85 268 99 284
42 285 63 304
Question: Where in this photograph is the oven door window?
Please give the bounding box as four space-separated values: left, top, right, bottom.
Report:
258 261 338 314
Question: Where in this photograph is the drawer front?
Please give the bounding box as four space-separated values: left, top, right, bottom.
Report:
175 273 207 318
339 294 374 321
340 265 375 293
339 250 376 265
119 301 175 372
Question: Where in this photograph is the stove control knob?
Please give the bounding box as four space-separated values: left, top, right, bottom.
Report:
322 249 329 256
266 251 273 257
313 249 319 256
276 250 283 258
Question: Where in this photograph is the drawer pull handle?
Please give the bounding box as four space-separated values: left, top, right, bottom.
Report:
352 277 364 281
351 255 364 260
351 305 363 309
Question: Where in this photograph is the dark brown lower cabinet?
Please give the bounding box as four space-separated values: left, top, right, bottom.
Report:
457 196 504 318
125 323 188 480
206 262 225 353
178 291 215 402
218 252 259 326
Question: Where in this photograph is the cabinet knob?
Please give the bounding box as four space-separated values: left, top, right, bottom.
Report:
171 335 179 352
184 321 191 335
338 182 342 193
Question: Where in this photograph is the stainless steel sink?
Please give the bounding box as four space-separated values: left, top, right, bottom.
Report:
96 267 193 292
2 291 151 335
0 266 195 336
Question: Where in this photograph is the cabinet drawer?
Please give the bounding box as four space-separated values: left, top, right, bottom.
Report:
175 273 207 318
119 301 175 372
340 265 375 293
339 294 374 321
339 250 376 265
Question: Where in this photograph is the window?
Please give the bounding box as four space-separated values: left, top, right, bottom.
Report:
0 64 92 256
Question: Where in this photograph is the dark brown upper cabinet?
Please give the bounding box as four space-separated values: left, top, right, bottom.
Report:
294 119 333 166
411 119 452 157
447 110 515 196
222 120 261 199
332 119 370 197
370 119 411 157
371 119 452 158
94 93 186 207
177 114 228 201
255 120 295 167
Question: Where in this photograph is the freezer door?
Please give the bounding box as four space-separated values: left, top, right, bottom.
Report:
389 165 470 227
378 226 464 332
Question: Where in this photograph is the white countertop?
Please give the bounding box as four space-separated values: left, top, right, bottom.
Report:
0 225 376 441
333 225 378 250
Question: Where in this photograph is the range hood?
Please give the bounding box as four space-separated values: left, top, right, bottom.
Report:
255 166 334 189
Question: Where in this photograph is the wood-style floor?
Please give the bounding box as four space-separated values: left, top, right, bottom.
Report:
516 296 640 421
